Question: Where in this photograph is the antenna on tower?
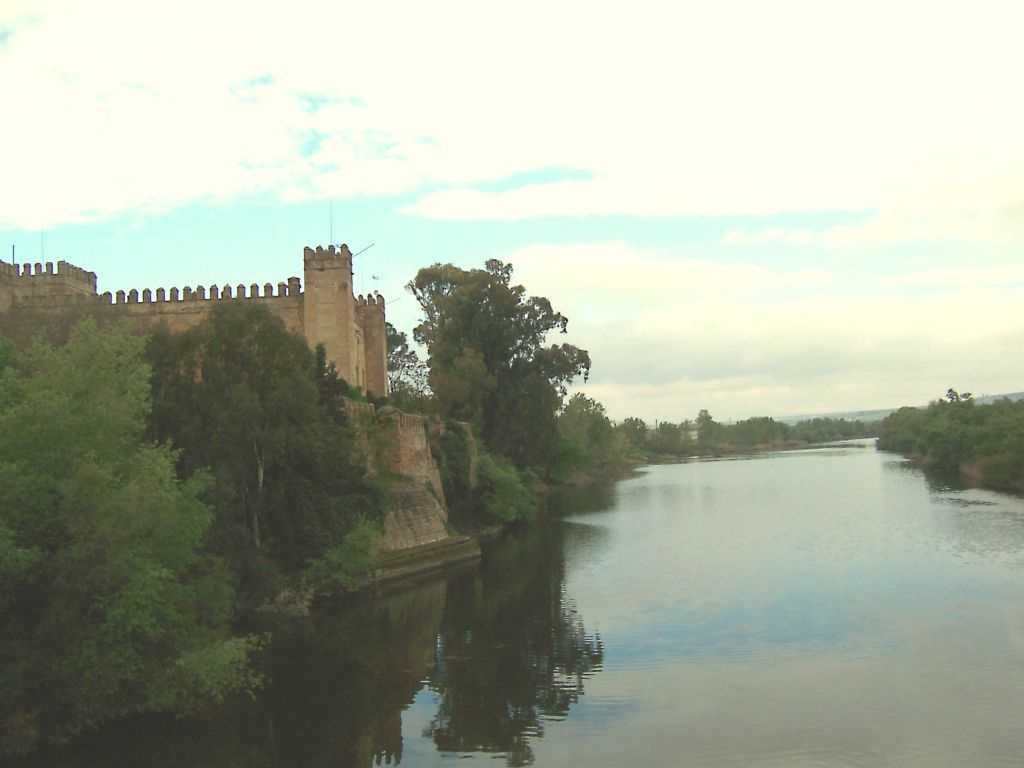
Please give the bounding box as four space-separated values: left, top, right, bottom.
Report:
352 243 375 295
329 200 333 245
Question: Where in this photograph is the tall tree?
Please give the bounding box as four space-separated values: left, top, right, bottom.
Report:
0 322 258 754
385 322 429 411
146 303 374 594
408 260 590 469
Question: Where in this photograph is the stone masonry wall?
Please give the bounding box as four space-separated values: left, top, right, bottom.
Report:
0 246 388 397
380 484 449 551
345 402 451 552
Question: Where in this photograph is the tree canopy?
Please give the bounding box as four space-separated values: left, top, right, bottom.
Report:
145 303 378 598
0 321 259 754
409 260 590 470
385 321 429 412
878 391 1024 491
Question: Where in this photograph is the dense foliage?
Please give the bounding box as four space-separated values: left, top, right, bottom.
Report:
552 394 635 480
430 420 538 527
145 303 381 600
409 260 590 471
0 322 261 754
878 390 1024 491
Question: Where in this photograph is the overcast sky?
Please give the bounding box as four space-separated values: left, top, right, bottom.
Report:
2 1 1022 422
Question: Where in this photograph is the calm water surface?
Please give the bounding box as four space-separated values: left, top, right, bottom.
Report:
36 442 1024 766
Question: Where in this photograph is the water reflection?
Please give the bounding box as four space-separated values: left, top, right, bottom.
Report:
21 521 600 768
881 452 1024 564
23 444 1024 767
423 523 603 765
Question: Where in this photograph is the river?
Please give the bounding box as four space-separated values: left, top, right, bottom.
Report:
30 441 1024 766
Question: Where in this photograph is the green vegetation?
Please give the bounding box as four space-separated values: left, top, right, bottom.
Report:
429 419 538 528
0 321 261 754
611 412 879 461
406 259 591 525
384 321 429 414
878 389 1024 492
0 305 395 754
146 303 381 603
409 259 590 472
550 394 635 481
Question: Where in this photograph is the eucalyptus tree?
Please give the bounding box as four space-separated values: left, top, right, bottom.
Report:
408 260 590 470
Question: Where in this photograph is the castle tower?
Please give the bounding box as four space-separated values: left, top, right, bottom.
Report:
357 293 388 398
303 244 358 387
0 259 98 313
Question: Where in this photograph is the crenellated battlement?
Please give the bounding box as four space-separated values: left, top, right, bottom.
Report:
0 259 98 290
303 243 352 264
0 245 386 397
93 278 303 305
355 292 386 310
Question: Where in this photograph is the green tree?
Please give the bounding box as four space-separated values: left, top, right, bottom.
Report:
146 303 376 597
385 322 429 412
696 409 722 452
646 420 692 456
617 417 649 452
726 416 790 448
0 322 259 754
878 392 1024 492
408 260 590 470
553 394 633 478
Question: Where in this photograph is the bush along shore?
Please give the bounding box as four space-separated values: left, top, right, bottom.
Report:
877 389 1024 494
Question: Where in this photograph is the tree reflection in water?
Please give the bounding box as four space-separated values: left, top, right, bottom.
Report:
16 518 601 768
423 521 603 766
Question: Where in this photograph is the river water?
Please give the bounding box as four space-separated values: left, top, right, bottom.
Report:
35 441 1024 766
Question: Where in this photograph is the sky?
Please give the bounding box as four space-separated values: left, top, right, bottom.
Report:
2 0 1023 422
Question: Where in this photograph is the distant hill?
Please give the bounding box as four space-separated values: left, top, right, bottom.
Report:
776 391 1024 426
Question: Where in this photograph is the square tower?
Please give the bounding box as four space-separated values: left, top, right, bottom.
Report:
303 244 357 386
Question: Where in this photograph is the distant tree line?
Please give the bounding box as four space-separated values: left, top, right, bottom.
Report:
585 411 881 463
877 389 1024 492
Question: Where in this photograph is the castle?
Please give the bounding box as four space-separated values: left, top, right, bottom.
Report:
0 244 388 397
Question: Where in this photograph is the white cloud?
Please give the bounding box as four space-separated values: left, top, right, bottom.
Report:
2 0 1024 241
875 265 1024 290
502 242 1024 420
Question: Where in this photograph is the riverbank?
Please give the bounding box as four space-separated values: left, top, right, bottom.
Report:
877 397 1024 495
373 533 481 583
23 441 1024 767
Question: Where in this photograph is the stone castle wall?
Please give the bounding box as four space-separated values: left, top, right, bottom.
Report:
0 245 387 397
346 402 446 507
345 402 451 551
